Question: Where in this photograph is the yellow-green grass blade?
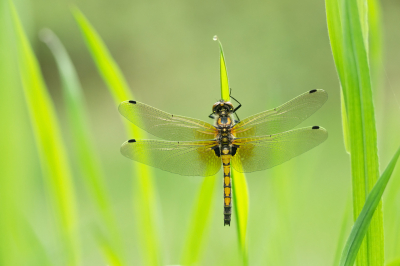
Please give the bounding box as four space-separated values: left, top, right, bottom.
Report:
0 2 49 264
217 37 249 264
232 169 249 265
340 89 351 154
339 147 400 266
9 2 80 264
214 36 230 102
40 29 124 265
325 0 350 154
343 0 383 264
367 0 383 92
326 0 384 264
386 259 400 266
72 7 161 265
180 175 219 265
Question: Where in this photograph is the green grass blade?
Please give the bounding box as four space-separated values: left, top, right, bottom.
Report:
214 36 230 102
326 0 384 264
9 2 80 264
339 147 400 266
367 0 383 92
216 37 249 264
180 175 219 265
343 0 383 264
40 29 124 265
386 259 400 266
72 7 161 265
325 0 350 154
232 169 249 265
0 3 50 264
71 7 132 102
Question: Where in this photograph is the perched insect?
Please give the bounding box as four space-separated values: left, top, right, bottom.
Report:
119 89 328 226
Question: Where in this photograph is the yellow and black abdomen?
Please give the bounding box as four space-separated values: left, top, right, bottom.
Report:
221 147 232 226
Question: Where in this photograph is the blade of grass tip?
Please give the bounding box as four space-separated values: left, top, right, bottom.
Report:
215 36 249 264
180 36 230 265
39 29 124 265
180 175 219 265
214 35 230 102
9 2 80 264
342 0 384 265
71 7 161 266
339 147 400 266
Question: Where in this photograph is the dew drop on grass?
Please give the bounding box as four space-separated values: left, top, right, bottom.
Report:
213 35 218 41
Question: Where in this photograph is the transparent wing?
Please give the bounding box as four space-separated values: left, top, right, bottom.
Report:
119 101 217 140
121 139 221 176
232 89 328 138
231 126 328 173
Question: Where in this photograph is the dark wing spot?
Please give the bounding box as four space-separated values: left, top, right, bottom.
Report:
128 100 137 104
312 126 320 129
128 139 136 143
309 89 317 93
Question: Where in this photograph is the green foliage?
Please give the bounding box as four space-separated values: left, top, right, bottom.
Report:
218 38 249 264
9 2 80 264
72 7 161 266
180 175 219 264
339 147 400 266
41 29 124 265
326 0 384 265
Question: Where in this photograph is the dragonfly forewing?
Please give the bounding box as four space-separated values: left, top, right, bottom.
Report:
119 101 217 141
232 89 328 138
231 126 328 173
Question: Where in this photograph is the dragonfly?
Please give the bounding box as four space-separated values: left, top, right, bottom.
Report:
119 89 328 226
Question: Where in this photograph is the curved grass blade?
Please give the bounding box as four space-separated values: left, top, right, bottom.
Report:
9 2 80 264
367 0 383 92
217 37 249 264
180 175 219 265
232 169 249 265
214 36 230 102
40 29 124 265
72 7 161 266
339 147 400 266
326 0 384 264
0 3 49 264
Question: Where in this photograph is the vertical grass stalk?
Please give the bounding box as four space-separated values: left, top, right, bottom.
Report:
326 0 384 264
217 36 249 265
10 2 80 264
41 29 124 265
72 7 161 265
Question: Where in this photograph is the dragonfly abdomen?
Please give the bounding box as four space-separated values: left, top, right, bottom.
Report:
221 146 232 226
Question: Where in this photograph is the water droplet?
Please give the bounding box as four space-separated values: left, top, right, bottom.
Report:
213 35 218 41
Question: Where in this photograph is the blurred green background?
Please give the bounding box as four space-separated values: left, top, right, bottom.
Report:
1 0 400 265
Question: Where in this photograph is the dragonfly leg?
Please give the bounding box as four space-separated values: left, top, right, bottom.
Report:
230 88 242 122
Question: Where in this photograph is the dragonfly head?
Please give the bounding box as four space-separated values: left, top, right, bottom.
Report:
212 101 234 116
